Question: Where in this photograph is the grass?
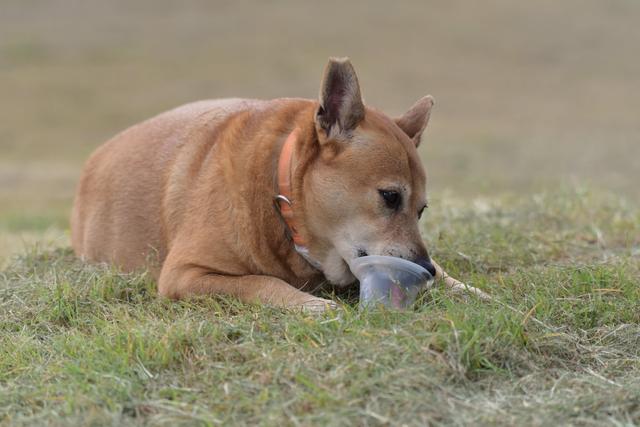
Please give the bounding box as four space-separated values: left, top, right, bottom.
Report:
1 188 639 426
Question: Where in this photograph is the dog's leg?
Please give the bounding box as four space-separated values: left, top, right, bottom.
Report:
158 263 337 313
430 259 491 300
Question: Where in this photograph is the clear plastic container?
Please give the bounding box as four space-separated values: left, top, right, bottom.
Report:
349 255 434 309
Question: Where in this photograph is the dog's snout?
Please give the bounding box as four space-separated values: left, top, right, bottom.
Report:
415 257 436 278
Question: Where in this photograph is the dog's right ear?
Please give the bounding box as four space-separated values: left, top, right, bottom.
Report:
315 57 365 140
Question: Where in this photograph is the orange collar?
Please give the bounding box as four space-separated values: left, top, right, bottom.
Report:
275 127 306 247
275 128 322 270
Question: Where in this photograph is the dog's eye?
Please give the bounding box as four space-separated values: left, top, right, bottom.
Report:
418 204 427 219
379 189 402 210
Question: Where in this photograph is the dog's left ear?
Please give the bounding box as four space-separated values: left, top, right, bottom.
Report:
395 95 435 147
316 57 365 139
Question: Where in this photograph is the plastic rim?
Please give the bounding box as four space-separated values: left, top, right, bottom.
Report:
349 255 432 280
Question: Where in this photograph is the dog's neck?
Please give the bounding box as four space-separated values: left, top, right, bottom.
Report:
274 128 323 271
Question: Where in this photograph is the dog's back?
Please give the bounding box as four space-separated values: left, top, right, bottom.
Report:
71 98 260 274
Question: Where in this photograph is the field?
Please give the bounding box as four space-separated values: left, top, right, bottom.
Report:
1 1 639 425
2 190 640 425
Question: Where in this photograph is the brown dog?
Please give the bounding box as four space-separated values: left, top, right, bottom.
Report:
71 57 486 312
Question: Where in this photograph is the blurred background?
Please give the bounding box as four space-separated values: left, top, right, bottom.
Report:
1 0 639 264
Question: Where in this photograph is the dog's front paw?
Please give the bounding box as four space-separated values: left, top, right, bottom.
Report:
301 297 338 314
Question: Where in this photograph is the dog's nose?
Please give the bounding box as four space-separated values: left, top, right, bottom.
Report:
414 257 436 278
357 249 368 258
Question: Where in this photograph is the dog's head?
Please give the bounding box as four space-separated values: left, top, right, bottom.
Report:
302 57 436 285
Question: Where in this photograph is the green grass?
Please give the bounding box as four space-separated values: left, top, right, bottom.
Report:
1 188 639 426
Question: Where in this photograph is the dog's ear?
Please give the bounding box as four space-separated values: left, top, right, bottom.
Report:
395 95 435 147
315 57 365 139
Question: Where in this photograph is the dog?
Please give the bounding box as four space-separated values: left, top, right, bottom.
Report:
71 57 487 312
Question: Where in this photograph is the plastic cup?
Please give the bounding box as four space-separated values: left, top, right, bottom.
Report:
349 255 434 309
